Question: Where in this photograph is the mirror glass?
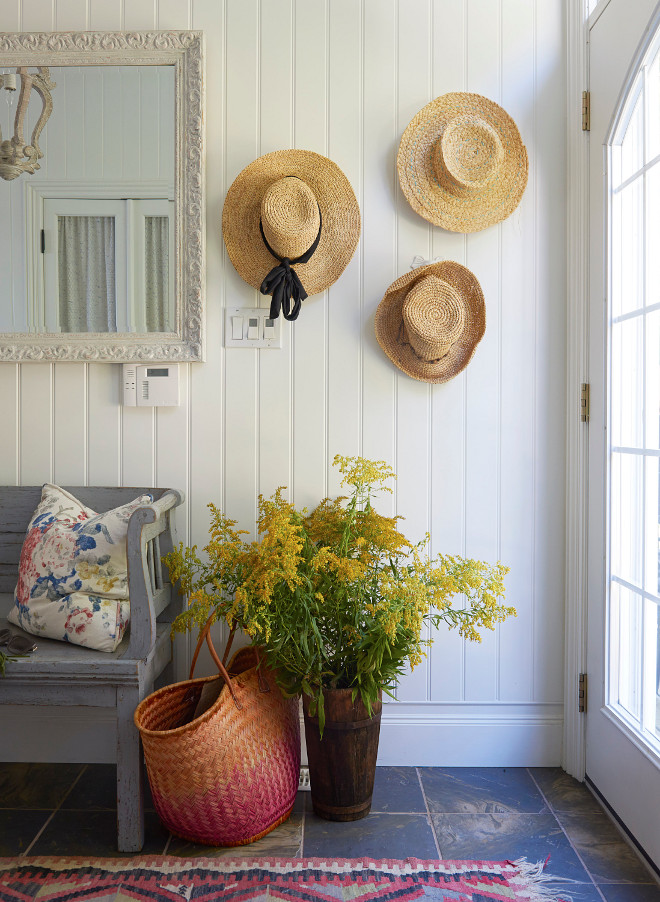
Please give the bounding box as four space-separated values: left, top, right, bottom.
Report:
0 32 205 362
0 65 175 335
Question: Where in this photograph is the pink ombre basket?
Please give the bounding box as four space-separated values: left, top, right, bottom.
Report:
134 619 300 846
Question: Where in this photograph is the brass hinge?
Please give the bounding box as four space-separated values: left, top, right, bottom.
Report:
578 672 588 713
580 383 590 422
582 91 591 131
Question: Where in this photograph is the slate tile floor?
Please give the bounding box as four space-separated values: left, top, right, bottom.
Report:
0 763 658 900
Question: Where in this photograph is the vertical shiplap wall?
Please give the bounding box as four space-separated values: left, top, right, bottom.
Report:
0 0 567 765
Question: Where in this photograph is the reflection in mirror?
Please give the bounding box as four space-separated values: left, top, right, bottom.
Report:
0 65 175 334
0 31 205 362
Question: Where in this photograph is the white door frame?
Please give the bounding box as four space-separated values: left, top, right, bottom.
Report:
563 0 660 781
563 0 591 781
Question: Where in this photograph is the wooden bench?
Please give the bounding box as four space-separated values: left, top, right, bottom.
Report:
0 486 184 852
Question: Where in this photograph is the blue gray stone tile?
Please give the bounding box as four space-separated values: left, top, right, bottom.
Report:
0 809 52 855
432 811 590 882
61 763 155 811
558 811 653 884
371 767 426 813
420 767 547 814
167 812 303 858
29 808 168 857
599 884 660 901
529 768 604 816
0 762 83 809
303 811 438 859
542 881 605 902
292 790 307 814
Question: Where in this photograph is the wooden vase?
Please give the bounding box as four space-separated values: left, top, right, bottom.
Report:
302 687 382 821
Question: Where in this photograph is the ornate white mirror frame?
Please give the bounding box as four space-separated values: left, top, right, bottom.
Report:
0 31 205 362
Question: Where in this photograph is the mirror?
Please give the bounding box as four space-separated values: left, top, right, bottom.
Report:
0 32 205 361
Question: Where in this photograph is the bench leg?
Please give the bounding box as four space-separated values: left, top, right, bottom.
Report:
117 687 145 852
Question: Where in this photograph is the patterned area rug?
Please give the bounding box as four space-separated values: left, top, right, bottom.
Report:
0 856 564 901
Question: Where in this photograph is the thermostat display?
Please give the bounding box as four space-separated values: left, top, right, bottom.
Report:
122 364 180 407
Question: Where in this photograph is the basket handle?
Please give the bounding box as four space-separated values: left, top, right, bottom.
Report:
222 622 271 694
221 621 237 667
189 614 242 710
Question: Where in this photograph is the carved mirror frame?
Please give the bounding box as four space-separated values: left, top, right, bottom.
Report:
0 31 205 362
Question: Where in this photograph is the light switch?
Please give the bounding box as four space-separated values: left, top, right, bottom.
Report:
247 317 259 340
224 307 282 349
231 315 243 340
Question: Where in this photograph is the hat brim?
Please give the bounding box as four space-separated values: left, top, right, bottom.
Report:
397 93 528 233
374 262 486 384
222 150 361 297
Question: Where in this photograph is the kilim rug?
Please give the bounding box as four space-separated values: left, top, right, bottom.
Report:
0 856 566 902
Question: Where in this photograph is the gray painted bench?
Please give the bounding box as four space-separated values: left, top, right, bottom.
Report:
0 486 184 852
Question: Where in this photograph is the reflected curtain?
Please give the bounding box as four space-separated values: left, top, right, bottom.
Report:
58 216 117 333
144 216 169 332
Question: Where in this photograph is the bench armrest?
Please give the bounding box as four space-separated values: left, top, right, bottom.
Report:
125 489 185 660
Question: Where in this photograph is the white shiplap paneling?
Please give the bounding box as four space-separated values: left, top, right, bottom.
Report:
462 0 504 703
0 0 567 764
499 0 536 702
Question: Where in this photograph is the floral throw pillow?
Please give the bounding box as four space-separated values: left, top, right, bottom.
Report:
8 484 152 653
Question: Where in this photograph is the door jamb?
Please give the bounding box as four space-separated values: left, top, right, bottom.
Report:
563 0 590 781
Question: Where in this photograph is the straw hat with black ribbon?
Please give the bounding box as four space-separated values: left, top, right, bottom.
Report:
398 92 528 233
222 150 361 321
375 261 485 384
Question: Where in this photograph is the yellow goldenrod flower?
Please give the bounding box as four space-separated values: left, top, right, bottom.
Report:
165 455 516 736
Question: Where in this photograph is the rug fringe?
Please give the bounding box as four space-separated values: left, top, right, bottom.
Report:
511 858 582 902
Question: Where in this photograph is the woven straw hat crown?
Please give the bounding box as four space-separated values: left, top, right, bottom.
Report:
398 92 528 233
260 177 321 259
222 149 360 298
403 276 467 362
375 261 485 384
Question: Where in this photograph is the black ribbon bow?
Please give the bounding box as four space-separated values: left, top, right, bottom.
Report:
259 211 322 321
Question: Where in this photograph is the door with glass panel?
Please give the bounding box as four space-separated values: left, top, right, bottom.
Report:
587 0 660 868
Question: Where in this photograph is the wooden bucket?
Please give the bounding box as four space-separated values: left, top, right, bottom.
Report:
302 688 382 821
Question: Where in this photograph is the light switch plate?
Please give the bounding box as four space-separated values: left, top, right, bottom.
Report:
224 306 283 349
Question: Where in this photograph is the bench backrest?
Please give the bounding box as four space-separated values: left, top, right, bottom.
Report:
0 486 170 594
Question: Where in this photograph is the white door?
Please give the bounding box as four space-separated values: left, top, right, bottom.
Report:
587 0 660 868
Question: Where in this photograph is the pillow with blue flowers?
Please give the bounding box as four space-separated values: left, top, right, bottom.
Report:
8 484 152 652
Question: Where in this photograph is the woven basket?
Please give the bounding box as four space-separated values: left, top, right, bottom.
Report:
134 619 300 847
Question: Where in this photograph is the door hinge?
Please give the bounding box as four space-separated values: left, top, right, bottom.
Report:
578 672 588 713
580 383 590 422
582 91 591 131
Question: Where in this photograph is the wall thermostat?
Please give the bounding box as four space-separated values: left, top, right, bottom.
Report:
122 364 180 407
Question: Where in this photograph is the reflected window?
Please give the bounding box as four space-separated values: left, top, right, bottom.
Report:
36 194 174 333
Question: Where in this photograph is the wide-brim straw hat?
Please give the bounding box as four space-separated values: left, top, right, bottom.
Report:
375 261 485 384
397 93 528 233
222 149 361 297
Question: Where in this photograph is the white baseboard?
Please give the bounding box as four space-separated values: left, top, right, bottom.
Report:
374 703 563 766
1 702 563 767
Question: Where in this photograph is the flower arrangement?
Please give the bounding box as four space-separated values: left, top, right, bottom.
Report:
165 455 515 732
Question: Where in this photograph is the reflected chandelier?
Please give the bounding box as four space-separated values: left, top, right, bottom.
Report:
0 67 55 181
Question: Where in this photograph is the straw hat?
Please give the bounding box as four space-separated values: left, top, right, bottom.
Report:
222 150 360 320
397 93 528 233
375 261 485 384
